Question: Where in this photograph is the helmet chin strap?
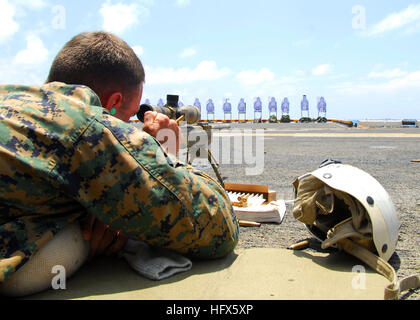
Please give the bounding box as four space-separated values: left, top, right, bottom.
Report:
337 238 419 300
293 168 419 300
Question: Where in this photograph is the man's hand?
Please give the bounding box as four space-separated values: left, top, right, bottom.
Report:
81 214 128 260
142 111 181 155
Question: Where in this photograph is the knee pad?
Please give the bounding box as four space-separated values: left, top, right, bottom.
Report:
0 222 89 297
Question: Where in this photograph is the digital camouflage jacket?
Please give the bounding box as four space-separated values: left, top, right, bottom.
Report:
0 82 239 282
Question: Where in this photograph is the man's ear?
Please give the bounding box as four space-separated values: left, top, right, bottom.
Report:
102 92 123 113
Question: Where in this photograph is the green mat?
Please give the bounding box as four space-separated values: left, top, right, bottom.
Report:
26 248 389 300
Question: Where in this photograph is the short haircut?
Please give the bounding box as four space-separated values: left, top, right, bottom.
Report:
46 31 145 98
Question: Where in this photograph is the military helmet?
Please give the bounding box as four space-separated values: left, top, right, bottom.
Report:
292 159 401 261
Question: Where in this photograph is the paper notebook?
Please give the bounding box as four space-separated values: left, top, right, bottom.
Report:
231 200 287 224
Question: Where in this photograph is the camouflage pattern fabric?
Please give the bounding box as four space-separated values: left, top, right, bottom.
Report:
0 82 239 282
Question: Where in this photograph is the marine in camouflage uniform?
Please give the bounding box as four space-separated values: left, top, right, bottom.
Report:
0 81 239 283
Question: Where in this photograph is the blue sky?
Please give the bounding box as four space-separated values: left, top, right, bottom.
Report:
1 0 420 120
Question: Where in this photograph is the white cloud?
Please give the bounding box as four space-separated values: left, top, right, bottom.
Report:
144 60 230 84
367 3 420 36
293 69 306 76
312 64 333 76
13 35 49 66
236 68 275 85
12 0 47 9
175 0 191 7
368 68 408 79
332 70 420 94
0 34 49 85
100 1 149 34
179 47 196 58
0 0 19 44
132 45 144 56
0 59 46 84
